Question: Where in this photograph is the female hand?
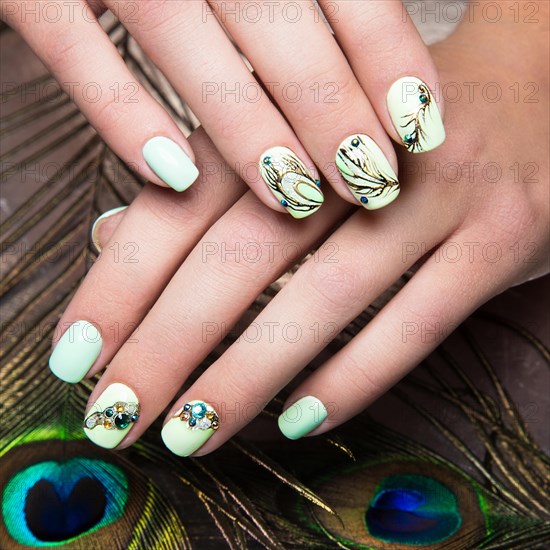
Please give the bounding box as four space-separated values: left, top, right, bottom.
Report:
49 0 548 455
1 1 444 216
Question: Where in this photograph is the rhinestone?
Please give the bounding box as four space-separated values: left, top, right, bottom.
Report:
419 93 428 104
104 408 114 418
196 418 212 430
115 413 131 430
85 416 97 429
191 402 207 419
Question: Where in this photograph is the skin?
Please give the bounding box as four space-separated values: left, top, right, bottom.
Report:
52 0 548 454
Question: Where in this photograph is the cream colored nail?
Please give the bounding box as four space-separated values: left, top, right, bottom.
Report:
336 134 400 210
259 147 324 219
83 383 140 449
161 400 220 457
387 77 445 153
91 206 128 252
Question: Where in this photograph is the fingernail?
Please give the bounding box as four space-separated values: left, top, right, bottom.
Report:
336 134 400 210
83 383 140 449
278 395 327 440
161 400 220 457
143 136 199 191
387 77 445 153
259 146 324 219
49 321 102 383
91 206 128 252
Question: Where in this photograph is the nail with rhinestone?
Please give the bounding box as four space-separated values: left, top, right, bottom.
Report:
387 76 445 153
161 400 220 457
259 146 324 219
83 383 140 449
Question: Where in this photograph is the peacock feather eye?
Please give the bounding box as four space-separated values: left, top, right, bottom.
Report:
365 474 462 545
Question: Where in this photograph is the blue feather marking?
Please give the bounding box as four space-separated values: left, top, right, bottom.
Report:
2 457 128 546
365 474 462 545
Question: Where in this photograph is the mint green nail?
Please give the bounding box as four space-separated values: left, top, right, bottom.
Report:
143 136 199 192
278 395 327 440
49 321 102 383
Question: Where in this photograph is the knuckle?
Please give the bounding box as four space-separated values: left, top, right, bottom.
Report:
207 208 281 277
337 351 384 400
41 27 83 73
299 250 370 314
211 98 264 143
286 68 357 132
129 0 179 34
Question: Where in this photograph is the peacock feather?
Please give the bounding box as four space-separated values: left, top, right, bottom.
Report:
1 16 549 550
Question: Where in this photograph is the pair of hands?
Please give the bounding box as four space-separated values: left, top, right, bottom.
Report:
8 1 548 456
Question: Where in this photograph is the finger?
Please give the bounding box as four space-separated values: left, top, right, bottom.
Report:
83 188 351 449
161 183 461 456
48 127 247 384
91 206 128 252
210 0 400 210
319 0 445 153
4 0 199 190
281 230 516 438
104 0 325 218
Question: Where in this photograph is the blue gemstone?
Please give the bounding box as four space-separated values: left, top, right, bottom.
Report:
360 197 368 204
419 93 428 104
183 404 191 411
188 418 196 427
351 139 360 147
281 200 289 207
130 413 139 422
104 408 114 418
315 179 321 187
263 157 271 165
191 403 207 419
404 134 414 144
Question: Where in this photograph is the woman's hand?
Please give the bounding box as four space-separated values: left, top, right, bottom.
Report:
1 1 444 216
49 0 548 454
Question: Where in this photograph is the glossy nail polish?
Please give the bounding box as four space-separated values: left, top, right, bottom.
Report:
49 321 102 383
259 146 324 219
83 383 140 449
91 206 128 252
143 136 199 191
278 395 327 440
336 134 400 210
387 77 445 153
161 400 220 457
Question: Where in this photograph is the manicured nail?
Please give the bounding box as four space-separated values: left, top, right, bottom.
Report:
143 136 199 191
259 146 324 219
387 77 445 153
161 400 220 457
83 383 140 449
336 134 400 210
91 206 127 252
49 321 102 383
278 395 327 440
